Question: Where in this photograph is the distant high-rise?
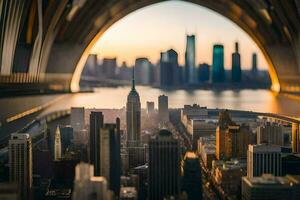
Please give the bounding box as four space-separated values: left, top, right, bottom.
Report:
89 111 104 176
54 126 62 161
148 130 180 200
216 110 235 160
185 35 196 84
72 162 111 200
251 53 258 74
212 44 225 82
146 101 155 114
181 152 202 200
198 63 210 82
158 95 169 123
135 57 152 85
126 67 141 145
71 107 85 132
257 122 283 146
160 49 179 87
100 122 121 196
247 144 282 178
102 58 117 78
231 42 241 82
60 125 73 153
9 133 32 200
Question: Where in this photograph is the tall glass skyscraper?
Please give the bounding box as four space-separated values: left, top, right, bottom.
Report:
212 44 225 82
231 42 241 82
185 35 196 84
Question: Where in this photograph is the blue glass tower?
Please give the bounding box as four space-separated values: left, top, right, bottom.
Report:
212 44 225 82
231 42 241 82
185 35 196 84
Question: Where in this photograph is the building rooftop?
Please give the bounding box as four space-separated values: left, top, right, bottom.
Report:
243 174 300 187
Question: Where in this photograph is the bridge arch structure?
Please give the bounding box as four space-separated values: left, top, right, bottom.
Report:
0 0 300 93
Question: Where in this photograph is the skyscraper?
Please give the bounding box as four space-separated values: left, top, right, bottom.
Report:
148 130 180 200
198 63 210 82
146 101 155 114
251 53 258 74
100 122 121 196
216 110 235 160
257 122 283 146
292 123 300 153
160 49 179 87
231 42 241 82
71 107 85 132
9 133 32 200
89 111 104 176
158 94 169 123
54 126 62 161
212 44 225 82
72 162 111 200
247 144 282 178
126 67 141 146
135 57 152 85
181 152 202 200
185 35 196 84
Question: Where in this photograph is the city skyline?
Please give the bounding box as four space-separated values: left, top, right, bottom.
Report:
91 1 268 69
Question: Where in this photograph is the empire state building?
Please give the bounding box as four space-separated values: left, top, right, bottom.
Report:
126 67 141 145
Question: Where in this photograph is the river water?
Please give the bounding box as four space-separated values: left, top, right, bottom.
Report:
42 86 300 117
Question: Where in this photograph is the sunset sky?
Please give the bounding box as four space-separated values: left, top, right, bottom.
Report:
91 1 268 70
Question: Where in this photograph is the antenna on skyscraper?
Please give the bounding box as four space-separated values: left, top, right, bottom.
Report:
132 66 135 90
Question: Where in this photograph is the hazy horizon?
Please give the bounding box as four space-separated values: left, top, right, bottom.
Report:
91 1 268 70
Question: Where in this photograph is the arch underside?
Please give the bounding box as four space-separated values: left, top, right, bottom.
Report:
2 0 300 93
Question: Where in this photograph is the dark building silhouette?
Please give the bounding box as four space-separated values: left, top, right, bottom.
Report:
181 152 202 200
60 125 73 153
198 63 210 82
102 58 117 78
148 129 180 200
231 42 241 82
212 44 225 82
185 35 196 84
89 111 104 176
135 57 152 85
251 53 258 74
160 49 179 87
282 154 300 175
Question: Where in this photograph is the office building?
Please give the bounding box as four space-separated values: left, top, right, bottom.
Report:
60 125 73 153
89 111 104 176
198 63 210 82
292 123 300 153
247 144 282 178
198 136 216 169
181 104 208 126
128 144 148 169
242 174 300 200
251 53 258 74
54 126 62 161
282 154 300 175
212 160 246 198
158 94 169 123
224 124 251 159
181 152 202 200
72 162 111 200
102 58 117 78
126 67 141 145
212 44 225 82
148 130 180 200
185 35 196 84
146 101 155 114
71 107 85 132
231 42 241 82
9 133 32 200
257 122 283 146
160 49 179 87
100 122 121 196
216 110 236 160
135 57 152 85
